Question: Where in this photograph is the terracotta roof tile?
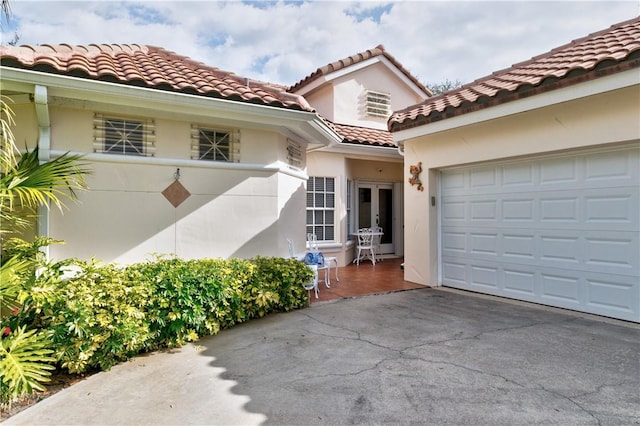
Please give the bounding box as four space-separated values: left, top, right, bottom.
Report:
390 17 640 131
290 44 431 96
0 43 313 111
330 122 395 148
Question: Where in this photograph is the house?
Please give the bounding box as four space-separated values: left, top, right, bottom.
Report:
390 17 640 322
0 43 428 266
292 45 431 265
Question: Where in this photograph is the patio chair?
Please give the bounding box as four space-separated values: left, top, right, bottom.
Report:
355 228 376 265
307 233 339 287
372 226 383 262
287 238 319 299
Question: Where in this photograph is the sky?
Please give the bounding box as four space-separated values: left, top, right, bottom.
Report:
2 1 639 88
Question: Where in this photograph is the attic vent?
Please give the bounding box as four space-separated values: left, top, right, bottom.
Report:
287 139 303 169
365 90 391 118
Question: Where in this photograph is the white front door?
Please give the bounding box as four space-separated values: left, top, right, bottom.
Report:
357 182 394 254
439 146 640 322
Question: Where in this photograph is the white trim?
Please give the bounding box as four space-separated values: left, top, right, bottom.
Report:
49 150 309 180
393 69 640 142
293 56 429 98
2 68 340 146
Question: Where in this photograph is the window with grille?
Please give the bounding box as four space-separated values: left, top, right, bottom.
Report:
94 114 155 156
365 90 391 118
191 126 239 162
306 177 335 241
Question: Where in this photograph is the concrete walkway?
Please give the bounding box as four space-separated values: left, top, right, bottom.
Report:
4 288 640 425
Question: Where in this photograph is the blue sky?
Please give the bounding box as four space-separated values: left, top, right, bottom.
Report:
2 1 638 87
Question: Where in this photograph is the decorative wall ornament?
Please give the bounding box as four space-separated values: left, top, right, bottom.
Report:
408 162 424 192
162 168 191 208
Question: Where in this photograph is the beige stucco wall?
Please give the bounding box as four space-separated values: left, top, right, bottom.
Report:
6 102 308 264
306 151 405 265
401 85 640 286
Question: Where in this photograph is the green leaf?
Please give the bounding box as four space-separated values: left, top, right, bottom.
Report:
0 326 55 401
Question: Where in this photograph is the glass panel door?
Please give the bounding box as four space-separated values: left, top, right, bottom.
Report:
357 183 394 254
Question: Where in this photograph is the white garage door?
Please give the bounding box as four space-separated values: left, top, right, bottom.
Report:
440 146 640 322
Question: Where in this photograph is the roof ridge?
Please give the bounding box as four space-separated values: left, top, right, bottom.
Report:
289 44 430 96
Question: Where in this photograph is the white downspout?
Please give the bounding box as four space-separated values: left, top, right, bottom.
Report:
397 139 405 156
34 85 51 258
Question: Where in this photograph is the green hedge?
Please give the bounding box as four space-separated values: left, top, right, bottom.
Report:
1 251 314 401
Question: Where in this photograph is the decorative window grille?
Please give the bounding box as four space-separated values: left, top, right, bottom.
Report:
306 177 335 241
365 90 391 118
191 126 239 162
287 139 303 169
93 114 155 156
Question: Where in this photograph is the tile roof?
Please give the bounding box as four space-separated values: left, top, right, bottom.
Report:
389 16 640 132
290 44 431 96
330 122 395 148
0 43 313 111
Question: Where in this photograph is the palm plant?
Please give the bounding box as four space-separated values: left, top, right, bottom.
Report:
1 94 90 404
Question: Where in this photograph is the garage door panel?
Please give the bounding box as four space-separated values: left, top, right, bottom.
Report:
584 189 639 230
540 273 582 305
470 265 499 290
584 232 639 275
586 274 639 322
440 146 640 322
502 269 536 296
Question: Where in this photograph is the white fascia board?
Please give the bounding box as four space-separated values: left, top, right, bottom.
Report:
295 56 428 99
293 57 381 96
317 142 403 161
2 67 337 145
393 68 640 142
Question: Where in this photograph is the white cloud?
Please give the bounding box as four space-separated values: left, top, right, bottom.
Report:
3 1 638 87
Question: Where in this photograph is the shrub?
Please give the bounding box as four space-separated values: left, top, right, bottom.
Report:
246 257 314 317
130 257 256 350
30 259 153 373
1 253 314 402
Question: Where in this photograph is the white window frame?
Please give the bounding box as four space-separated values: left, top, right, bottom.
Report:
93 114 156 156
306 176 335 242
191 125 239 162
365 90 391 118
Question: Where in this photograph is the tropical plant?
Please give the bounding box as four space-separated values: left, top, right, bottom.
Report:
0 93 90 403
0 326 55 403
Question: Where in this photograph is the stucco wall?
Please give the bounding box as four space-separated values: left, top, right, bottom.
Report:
320 62 425 130
401 85 640 286
7 104 308 264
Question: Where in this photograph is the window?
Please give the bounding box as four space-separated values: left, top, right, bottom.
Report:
93 114 155 156
306 177 335 241
191 126 239 162
365 90 391 118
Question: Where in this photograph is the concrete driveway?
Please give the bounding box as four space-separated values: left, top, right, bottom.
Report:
5 288 639 425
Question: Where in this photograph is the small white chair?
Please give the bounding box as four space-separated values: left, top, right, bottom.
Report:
307 233 339 287
355 228 376 265
287 238 319 299
372 226 384 262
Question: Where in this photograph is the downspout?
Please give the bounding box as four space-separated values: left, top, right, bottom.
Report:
397 139 405 156
34 85 51 258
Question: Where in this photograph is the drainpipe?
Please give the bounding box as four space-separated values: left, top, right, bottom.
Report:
34 85 51 258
